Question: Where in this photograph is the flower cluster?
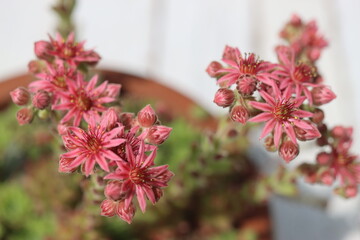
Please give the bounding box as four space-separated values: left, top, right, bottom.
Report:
11 33 173 223
299 126 360 198
207 15 359 197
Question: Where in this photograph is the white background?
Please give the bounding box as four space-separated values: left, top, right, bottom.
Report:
1 0 360 238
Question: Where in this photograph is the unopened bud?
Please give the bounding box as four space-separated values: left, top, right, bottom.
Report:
230 105 249 124
10 87 30 106
320 170 334 185
28 60 44 74
100 199 117 217
16 108 34 125
119 112 135 130
316 152 332 165
206 61 222 77
312 86 336 105
116 200 136 224
38 109 50 119
34 40 53 61
222 45 238 62
146 125 172 145
213 88 235 108
345 185 358 198
264 136 277 152
137 104 157 128
237 76 257 95
105 181 126 201
32 90 51 109
294 122 321 141
311 108 324 124
102 107 119 130
279 140 299 163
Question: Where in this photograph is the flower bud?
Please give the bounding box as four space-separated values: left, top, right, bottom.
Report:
294 122 321 141
104 83 121 98
320 170 334 185
345 185 358 198
307 48 321 62
290 14 302 26
331 126 353 139
213 88 235 108
264 136 277 152
119 112 135 130
146 125 172 145
116 200 136 224
100 199 117 217
32 90 51 109
101 107 119 130
105 181 127 201
137 104 157 128
27 60 44 74
279 140 299 163
37 109 50 120
206 61 222 77
316 152 332 165
222 45 238 62
311 108 324 124
230 105 249 124
34 40 53 61
237 76 257 95
311 86 336 105
10 87 30 106
16 108 34 125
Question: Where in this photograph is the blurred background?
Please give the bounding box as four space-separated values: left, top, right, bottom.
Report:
0 0 360 239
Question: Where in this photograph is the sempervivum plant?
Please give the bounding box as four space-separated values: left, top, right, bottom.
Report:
10 32 174 224
206 14 360 198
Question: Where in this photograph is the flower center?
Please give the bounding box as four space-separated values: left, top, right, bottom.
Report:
62 44 76 58
86 136 102 153
54 75 67 89
76 90 92 111
240 54 261 75
129 168 148 184
293 63 314 83
273 100 295 122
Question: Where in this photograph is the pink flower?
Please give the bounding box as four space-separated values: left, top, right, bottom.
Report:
137 105 157 128
248 85 313 147
104 141 174 213
311 86 336 105
36 32 101 66
230 105 249 124
213 88 235 108
10 87 30 106
100 199 135 224
16 108 34 125
216 47 275 87
29 60 76 103
52 74 116 126
275 46 319 104
60 117 125 176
